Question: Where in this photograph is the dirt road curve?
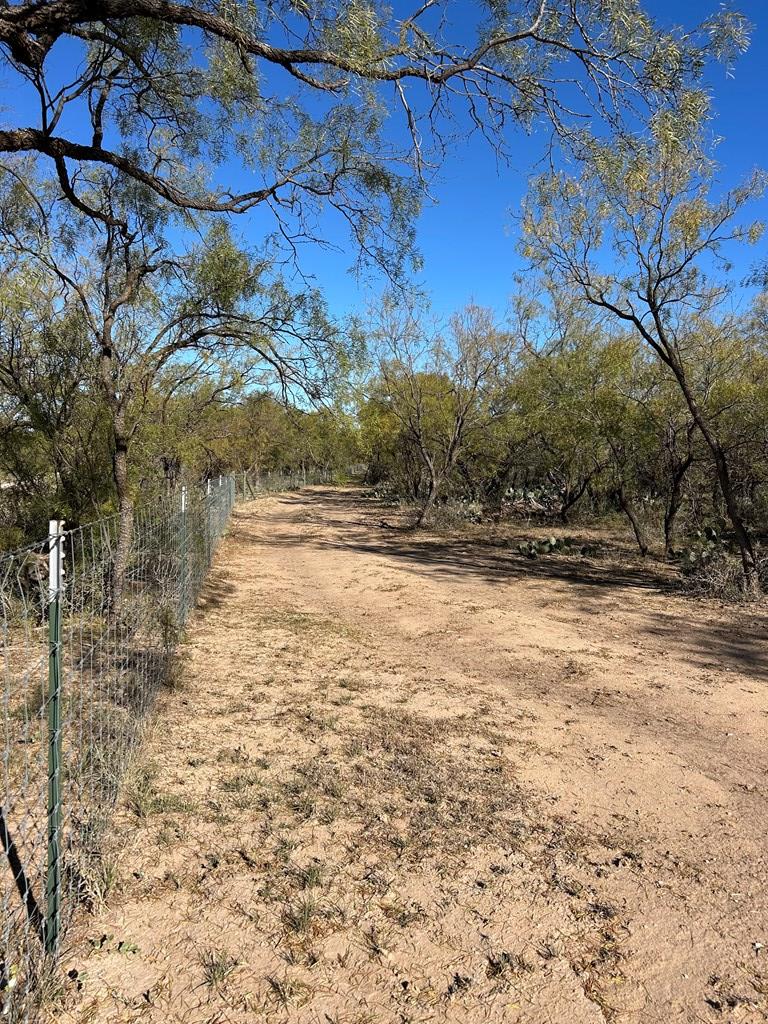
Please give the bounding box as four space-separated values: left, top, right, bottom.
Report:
61 487 768 1023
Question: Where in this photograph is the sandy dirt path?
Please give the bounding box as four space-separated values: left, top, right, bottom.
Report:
60 487 768 1023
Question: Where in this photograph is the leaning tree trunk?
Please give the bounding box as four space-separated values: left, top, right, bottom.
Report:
485 464 514 517
665 358 759 590
484 440 529 518
416 472 442 528
663 455 692 558
710 444 759 591
615 485 649 557
421 479 438 528
560 467 602 523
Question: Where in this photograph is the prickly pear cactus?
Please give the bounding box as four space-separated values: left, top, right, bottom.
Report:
677 526 725 575
515 536 596 559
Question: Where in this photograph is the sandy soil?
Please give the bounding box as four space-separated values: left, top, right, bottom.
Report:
56 487 768 1023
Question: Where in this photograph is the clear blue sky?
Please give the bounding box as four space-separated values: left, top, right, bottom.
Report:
5 1 767 322
292 0 768 322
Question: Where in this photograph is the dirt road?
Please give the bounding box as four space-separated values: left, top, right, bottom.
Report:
60 487 768 1023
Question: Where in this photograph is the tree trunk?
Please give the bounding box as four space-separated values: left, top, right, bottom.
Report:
585 295 760 590
560 468 601 523
663 455 692 558
416 474 440 527
409 466 421 501
671 369 757 588
97 321 136 610
615 486 649 556
710 443 759 590
485 464 514 516
651 342 761 589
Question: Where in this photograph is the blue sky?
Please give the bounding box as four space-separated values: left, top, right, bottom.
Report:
5 1 767 323
295 0 768 321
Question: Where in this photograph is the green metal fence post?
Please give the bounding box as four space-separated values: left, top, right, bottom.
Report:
180 486 188 623
206 479 212 566
45 518 64 956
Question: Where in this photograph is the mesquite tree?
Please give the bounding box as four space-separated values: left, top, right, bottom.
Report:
0 171 349 599
521 106 767 589
372 297 515 526
0 272 112 539
0 1 751 258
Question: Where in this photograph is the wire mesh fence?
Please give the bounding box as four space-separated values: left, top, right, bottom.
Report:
0 475 247 1020
233 465 336 500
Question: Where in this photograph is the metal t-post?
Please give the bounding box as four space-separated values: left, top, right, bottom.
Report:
180 487 188 623
45 519 64 955
206 479 212 563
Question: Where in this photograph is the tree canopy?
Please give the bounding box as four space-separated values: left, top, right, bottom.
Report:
0 1 751 273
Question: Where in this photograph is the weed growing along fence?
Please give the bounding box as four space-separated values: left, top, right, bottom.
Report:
0 467 334 1021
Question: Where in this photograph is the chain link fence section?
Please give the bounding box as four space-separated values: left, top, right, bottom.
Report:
1 538 49 1020
1 476 236 1021
0 465 354 1019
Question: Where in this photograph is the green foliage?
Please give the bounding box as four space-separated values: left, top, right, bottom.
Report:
0 2 764 589
516 537 596 559
0 158 367 548
519 99 767 589
363 281 768 588
189 222 261 310
0 0 747 291
676 527 725 575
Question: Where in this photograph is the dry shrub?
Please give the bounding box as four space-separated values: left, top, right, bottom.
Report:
682 551 768 602
428 499 484 528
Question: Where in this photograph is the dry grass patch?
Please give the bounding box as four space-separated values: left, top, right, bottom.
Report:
124 763 197 818
264 974 312 1010
332 707 528 860
199 947 240 989
219 770 261 793
256 608 361 643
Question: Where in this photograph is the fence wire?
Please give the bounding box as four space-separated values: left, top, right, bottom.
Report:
0 467 340 1021
233 465 334 500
